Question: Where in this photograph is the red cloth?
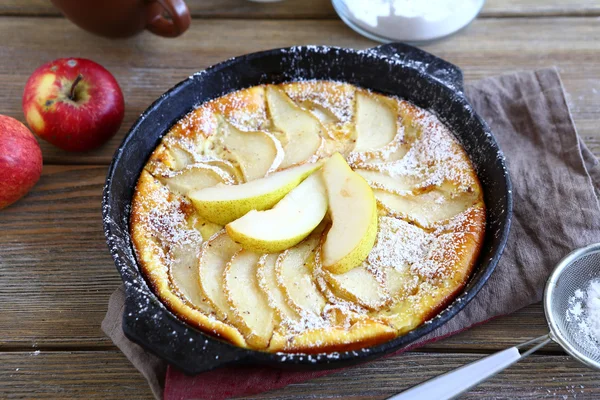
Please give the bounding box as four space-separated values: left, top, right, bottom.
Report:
163 318 495 400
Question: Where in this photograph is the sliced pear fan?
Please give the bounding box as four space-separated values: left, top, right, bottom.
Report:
226 172 328 253
276 231 327 316
189 162 321 225
209 115 284 181
132 81 488 353
266 86 323 168
224 250 275 348
321 153 378 274
198 231 241 321
156 163 235 196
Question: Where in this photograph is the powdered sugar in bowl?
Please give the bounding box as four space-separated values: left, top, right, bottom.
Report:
332 0 485 43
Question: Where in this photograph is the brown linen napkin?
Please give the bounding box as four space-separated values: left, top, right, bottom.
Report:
102 68 600 400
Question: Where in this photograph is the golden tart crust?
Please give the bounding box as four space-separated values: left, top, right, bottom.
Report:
130 81 485 353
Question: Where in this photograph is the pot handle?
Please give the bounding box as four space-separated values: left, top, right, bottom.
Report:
371 43 464 93
122 289 250 374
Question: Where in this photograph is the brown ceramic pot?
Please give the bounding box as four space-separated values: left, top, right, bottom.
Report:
50 0 191 38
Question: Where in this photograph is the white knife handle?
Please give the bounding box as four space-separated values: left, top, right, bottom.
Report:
388 335 551 400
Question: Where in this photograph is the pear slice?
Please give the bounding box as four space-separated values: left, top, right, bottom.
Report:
198 231 241 322
210 115 284 181
169 243 215 315
354 169 417 195
224 250 275 348
193 217 223 241
203 159 245 184
300 101 338 124
256 253 300 322
157 163 235 196
226 172 328 253
146 142 194 173
266 86 323 168
321 153 378 274
189 162 321 225
323 263 389 310
166 142 195 170
353 91 398 153
374 184 478 228
384 264 420 300
276 231 327 316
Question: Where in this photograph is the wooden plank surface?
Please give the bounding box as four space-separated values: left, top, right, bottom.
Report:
0 165 116 348
0 165 564 352
0 17 598 165
1 350 599 399
2 0 600 18
2 1 600 399
484 0 600 17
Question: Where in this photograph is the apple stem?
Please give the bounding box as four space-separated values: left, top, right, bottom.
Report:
69 74 83 101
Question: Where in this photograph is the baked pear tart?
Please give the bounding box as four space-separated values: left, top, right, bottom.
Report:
130 81 486 353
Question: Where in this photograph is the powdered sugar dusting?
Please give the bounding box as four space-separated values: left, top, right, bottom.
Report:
367 210 478 285
368 217 431 273
282 309 332 335
142 192 201 251
369 108 476 191
283 81 355 124
566 279 600 357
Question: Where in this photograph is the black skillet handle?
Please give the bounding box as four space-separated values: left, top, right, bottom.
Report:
122 289 250 374
371 42 464 93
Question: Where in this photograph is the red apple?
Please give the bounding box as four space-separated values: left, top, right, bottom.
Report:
22 58 125 152
0 115 43 210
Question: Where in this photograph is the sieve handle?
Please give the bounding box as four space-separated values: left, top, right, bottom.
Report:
387 335 552 400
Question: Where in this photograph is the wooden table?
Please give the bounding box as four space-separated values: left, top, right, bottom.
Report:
1 1 600 398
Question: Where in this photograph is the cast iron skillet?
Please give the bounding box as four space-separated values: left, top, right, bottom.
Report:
102 43 513 374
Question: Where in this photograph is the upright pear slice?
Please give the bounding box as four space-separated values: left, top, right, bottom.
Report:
211 116 284 181
224 250 275 348
226 172 328 253
198 231 241 322
189 162 320 225
276 232 327 316
266 86 323 168
157 163 234 196
321 153 378 274
353 91 398 153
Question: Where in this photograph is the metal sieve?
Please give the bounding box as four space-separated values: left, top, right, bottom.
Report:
389 243 600 400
